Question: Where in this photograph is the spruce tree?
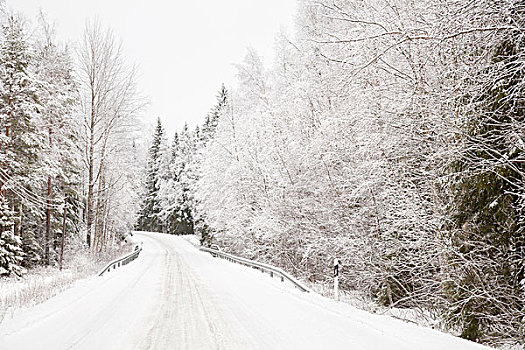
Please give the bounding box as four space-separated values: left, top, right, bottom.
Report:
194 85 229 244
0 196 24 276
30 19 80 265
171 124 195 235
160 132 179 234
137 118 165 232
446 28 525 343
201 84 228 144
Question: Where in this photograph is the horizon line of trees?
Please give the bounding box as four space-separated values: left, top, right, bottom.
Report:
136 85 226 238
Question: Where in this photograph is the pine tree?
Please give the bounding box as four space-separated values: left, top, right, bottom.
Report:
137 118 165 232
0 15 42 193
30 16 80 265
0 196 24 276
0 15 44 271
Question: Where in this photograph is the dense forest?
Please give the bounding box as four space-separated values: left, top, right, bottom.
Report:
0 10 143 276
137 0 524 347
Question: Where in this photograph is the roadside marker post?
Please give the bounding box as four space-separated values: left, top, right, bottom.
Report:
334 258 340 301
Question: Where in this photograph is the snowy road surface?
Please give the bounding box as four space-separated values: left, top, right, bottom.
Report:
0 232 493 350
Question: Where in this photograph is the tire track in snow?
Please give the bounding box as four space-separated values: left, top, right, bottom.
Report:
132 234 248 350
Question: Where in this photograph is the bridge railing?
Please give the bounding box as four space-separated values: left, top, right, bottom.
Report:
98 244 143 276
200 246 311 293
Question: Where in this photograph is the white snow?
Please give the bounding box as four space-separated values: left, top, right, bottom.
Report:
0 232 494 350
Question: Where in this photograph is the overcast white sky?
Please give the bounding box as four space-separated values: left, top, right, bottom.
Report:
9 0 297 137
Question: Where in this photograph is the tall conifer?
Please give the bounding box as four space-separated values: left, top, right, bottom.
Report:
137 118 165 232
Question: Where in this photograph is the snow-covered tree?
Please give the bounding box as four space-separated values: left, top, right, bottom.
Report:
78 20 143 250
0 14 42 203
193 85 231 244
0 196 24 276
201 84 228 144
157 131 178 233
443 0 525 343
0 14 45 270
0 10 143 272
157 123 196 235
137 117 166 232
170 123 196 234
31 14 81 265
193 0 525 346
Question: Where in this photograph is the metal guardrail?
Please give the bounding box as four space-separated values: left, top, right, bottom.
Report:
200 246 311 293
98 244 143 276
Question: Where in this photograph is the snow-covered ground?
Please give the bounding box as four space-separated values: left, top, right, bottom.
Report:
0 241 133 324
0 232 494 349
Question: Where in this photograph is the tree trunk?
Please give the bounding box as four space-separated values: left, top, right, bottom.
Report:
86 91 95 248
45 176 51 263
1 97 11 197
59 206 66 270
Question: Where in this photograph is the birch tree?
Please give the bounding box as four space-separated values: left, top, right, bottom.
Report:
77 20 142 250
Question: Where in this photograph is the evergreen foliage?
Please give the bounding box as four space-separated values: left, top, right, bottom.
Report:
4 1 522 347
186 1 525 347
142 87 230 237
446 31 525 343
0 12 138 273
194 86 229 244
201 84 227 144
20 229 41 268
0 15 41 189
0 196 24 276
169 123 196 234
156 123 196 235
137 118 165 232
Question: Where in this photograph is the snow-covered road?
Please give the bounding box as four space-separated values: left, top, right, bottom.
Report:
0 232 493 350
